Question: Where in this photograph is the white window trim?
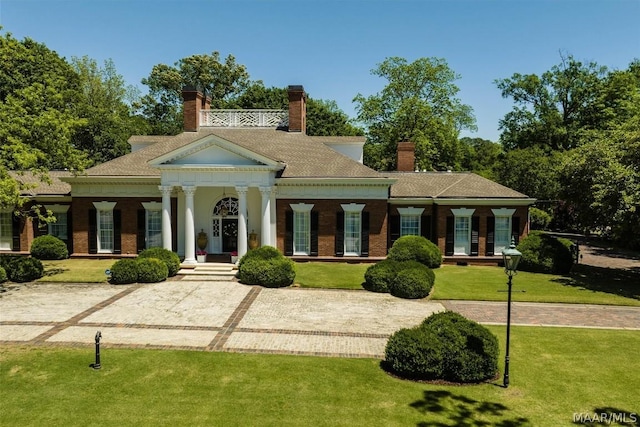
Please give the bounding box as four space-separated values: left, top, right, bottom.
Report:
492 208 516 253
341 203 365 256
143 202 162 249
290 203 314 256
451 208 475 256
397 207 424 237
93 202 116 253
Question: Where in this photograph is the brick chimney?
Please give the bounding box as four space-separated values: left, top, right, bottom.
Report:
182 88 211 132
287 85 306 133
397 141 415 171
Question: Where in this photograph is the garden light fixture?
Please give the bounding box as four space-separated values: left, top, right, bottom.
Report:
501 237 522 388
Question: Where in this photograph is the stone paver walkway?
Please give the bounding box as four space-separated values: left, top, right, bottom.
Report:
1 281 638 358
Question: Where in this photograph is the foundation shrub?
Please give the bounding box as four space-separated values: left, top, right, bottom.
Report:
517 231 574 274
237 247 295 288
0 255 21 271
363 259 401 293
388 235 442 268
138 247 180 277
110 258 139 284
30 235 69 260
384 311 499 383
7 257 44 282
237 245 282 268
388 261 435 299
136 258 168 283
0 265 6 283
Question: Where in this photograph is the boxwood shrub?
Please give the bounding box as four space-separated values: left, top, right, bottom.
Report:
30 235 69 260
388 235 442 268
388 261 435 299
138 247 181 276
0 265 7 283
137 257 168 283
385 311 499 383
517 231 574 274
110 258 139 284
237 246 295 288
363 259 401 293
7 257 44 283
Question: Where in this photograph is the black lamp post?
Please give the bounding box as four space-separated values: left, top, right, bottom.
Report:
501 237 522 388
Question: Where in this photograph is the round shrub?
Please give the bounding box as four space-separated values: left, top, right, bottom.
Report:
363 259 401 293
517 231 574 274
529 207 552 230
30 235 68 260
384 327 444 380
384 311 499 383
110 258 139 284
388 235 442 268
136 257 168 283
237 256 296 288
0 265 7 283
388 261 435 299
237 245 282 268
8 257 44 283
138 247 180 277
422 312 499 383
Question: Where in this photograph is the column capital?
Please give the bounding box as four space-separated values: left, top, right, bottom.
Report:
235 185 249 195
159 185 173 196
259 186 273 195
182 185 196 197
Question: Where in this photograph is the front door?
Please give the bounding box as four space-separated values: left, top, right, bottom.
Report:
222 218 238 253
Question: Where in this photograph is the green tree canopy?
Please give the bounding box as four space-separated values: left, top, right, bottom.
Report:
354 57 476 171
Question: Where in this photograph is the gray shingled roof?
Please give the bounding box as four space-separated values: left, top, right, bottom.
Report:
386 172 529 199
9 171 72 196
84 129 379 179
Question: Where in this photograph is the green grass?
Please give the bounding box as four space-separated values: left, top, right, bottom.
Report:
38 259 115 283
294 261 369 289
1 327 638 426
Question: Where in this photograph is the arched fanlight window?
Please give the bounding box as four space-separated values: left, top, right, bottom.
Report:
213 197 238 217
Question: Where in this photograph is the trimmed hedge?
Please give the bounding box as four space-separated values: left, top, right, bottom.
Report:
138 247 180 277
388 261 435 299
237 246 295 288
0 265 6 283
388 235 442 268
30 235 69 260
517 231 574 274
110 258 139 285
5 257 44 283
385 311 499 383
137 258 168 283
363 259 401 293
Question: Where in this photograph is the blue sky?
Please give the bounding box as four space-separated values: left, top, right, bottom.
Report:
1 0 638 141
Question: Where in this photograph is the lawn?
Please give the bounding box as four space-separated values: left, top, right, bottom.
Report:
294 261 369 289
38 259 116 283
1 327 638 426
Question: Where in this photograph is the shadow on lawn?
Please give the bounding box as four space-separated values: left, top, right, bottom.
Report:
411 390 529 427
552 264 640 301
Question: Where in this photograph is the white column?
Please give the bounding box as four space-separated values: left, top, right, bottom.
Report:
235 186 248 259
159 185 173 251
182 185 197 265
270 188 277 247
260 186 272 247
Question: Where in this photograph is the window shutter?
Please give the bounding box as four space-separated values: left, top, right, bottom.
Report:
361 211 370 257
486 216 495 256
34 213 47 238
471 216 480 256
389 214 400 249
113 209 122 254
445 216 454 256
335 211 344 257
421 215 432 241
310 211 319 256
11 214 21 251
66 210 73 254
284 210 293 256
88 209 97 254
511 216 521 244
137 209 146 253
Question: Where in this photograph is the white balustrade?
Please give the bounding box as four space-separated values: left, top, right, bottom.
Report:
200 110 289 128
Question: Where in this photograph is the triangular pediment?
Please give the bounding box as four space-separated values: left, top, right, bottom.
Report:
148 135 282 169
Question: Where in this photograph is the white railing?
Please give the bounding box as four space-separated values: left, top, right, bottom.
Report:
200 110 289 128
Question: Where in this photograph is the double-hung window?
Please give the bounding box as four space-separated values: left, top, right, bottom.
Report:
451 208 475 255
142 202 162 249
93 202 116 253
492 208 516 253
45 205 69 242
341 203 365 256
290 203 314 255
0 211 11 251
397 207 424 237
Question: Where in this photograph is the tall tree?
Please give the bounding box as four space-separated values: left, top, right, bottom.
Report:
458 137 502 180
138 52 250 135
354 57 476 171
0 31 89 211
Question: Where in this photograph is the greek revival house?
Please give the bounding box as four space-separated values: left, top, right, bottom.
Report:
3 86 534 265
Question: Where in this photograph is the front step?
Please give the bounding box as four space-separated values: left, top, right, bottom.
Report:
178 262 237 281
